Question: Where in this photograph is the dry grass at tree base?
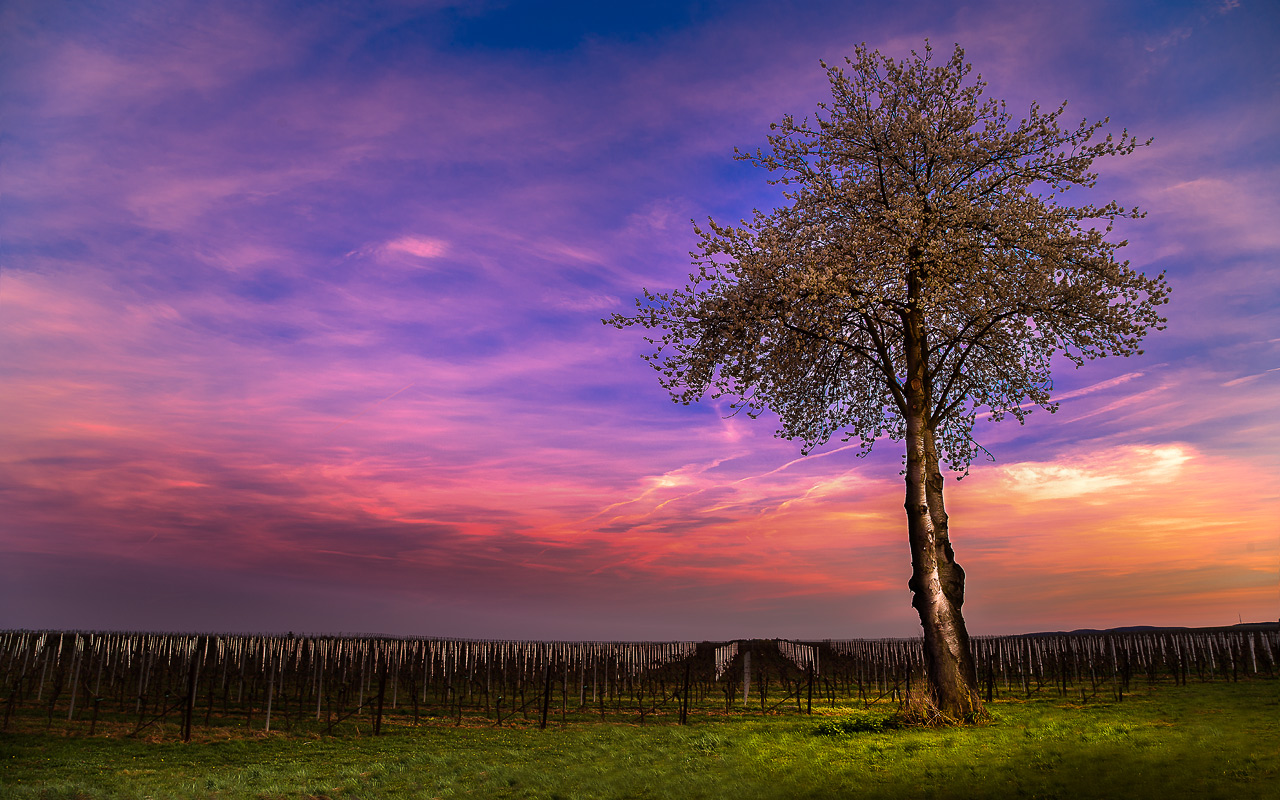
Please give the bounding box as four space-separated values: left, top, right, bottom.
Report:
893 690 986 727
2 680 1278 800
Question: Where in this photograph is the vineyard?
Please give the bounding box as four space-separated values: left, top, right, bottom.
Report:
2 627 1276 740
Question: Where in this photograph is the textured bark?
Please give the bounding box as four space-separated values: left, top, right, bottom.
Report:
904 308 984 720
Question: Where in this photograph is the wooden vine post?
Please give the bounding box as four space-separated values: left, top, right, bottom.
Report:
539 648 552 730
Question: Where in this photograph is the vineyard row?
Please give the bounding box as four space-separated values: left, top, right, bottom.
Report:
2 628 1274 739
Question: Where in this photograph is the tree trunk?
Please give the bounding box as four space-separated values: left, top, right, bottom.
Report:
903 309 984 721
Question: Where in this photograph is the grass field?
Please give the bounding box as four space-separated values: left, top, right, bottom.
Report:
2 681 1277 799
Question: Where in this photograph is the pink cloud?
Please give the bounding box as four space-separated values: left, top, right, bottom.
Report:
383 236 449 259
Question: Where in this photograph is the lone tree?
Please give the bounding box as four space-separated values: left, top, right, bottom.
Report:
607 43 1168 719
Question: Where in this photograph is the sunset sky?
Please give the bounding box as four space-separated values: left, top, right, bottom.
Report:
2 0 1277 641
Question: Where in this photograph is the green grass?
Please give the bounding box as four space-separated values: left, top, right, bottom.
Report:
2 682 1277 799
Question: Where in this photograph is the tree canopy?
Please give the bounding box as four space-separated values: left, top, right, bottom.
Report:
611 42 1169 471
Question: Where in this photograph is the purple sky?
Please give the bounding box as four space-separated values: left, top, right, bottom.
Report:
2 0 1277 640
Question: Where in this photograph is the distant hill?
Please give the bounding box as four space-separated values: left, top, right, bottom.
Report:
1020 621 1279 636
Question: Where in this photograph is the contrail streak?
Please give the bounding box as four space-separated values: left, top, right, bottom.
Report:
322 383 416 435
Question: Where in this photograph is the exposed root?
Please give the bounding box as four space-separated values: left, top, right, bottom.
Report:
895 690 989 727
